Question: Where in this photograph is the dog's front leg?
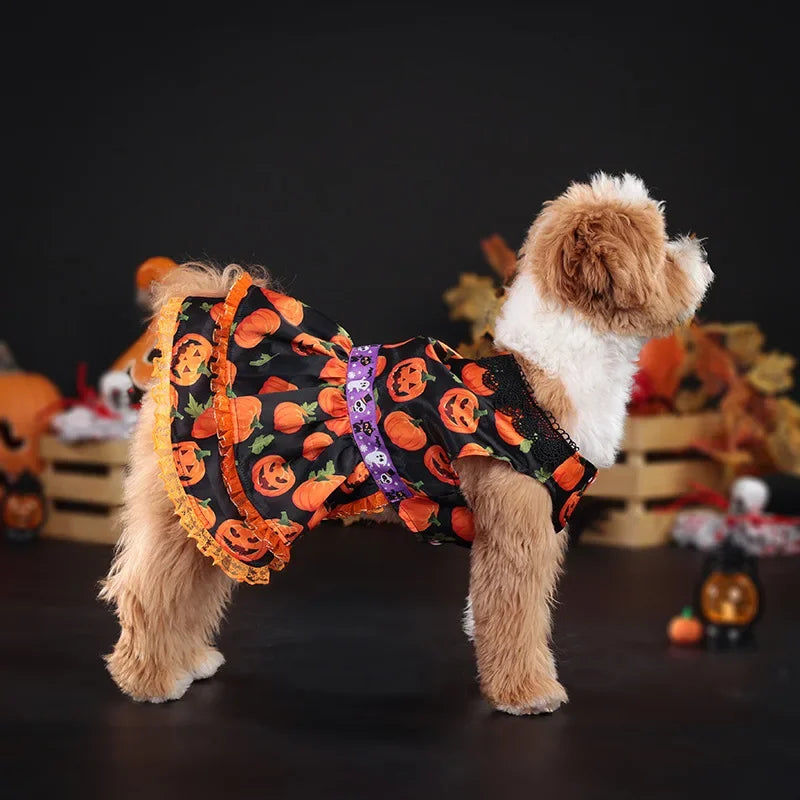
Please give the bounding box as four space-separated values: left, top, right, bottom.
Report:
457 458 568 715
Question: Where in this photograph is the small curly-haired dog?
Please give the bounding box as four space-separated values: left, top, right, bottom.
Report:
101 174 712 714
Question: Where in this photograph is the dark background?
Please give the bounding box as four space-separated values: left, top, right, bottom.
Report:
3 8 796 394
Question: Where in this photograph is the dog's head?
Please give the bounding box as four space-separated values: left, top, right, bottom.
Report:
520 173 713 337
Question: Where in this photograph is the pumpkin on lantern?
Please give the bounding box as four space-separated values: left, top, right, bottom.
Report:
2 470 46 543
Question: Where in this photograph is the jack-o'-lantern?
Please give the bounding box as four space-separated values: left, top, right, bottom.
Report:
252 454 296 497
424 445 459 485
460 362 493 396
438 388 487 434
170 334 213 387
0 369 62 478
552 454 585 492
172 441 211 487
2 471 46 542
111 322 160 404
215 519 271 562
697 540 762 645
341 461 370 493
292 460 346 511
558 490 583 528
387 358 435 402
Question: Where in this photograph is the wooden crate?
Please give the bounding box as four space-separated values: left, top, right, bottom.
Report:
39 436 129 545
583 412 722 548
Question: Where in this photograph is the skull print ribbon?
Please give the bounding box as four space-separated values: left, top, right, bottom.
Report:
346 345 412 504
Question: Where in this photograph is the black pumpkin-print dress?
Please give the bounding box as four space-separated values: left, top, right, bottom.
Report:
151 273 596 584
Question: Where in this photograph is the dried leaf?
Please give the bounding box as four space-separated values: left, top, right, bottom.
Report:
704 322 765 367
636 333 686 401
480 234 518 283
443 273 498 323
746 351 796 395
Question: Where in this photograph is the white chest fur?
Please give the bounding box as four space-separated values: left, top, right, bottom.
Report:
494 273 643 468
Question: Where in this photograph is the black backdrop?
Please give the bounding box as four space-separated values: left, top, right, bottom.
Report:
3 9 796 394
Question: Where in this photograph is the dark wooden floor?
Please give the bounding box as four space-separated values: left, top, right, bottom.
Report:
2 526 799 799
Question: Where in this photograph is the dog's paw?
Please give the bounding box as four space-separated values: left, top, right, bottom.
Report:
491 678 568 716
191 647 225 681
132 672 194 704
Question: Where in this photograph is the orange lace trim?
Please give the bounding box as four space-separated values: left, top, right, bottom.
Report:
151 296 274 585
326 491 388 520
210 274 292 577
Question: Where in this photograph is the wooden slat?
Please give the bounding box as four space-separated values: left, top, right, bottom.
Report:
39 435 129 466
580 508 676 548
621 412 720 453
42 509 120 545
587 459 721 500
41 465 125 505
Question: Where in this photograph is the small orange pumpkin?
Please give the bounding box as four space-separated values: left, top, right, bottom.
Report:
495 411 533 452
320 357 347 384
292 333 334 357
398 495 440 533
190 406 217 439
172 441 211 486
456 443 493 459
318 387 347 417
451 507 476 542
268 510 304 543
423 445 459 485
292 461 346 511
341 461 370 493
331 328 353 353
303 432 333 460
252 454 296 497
667 607 704 645
259 376 298 394
234 308 281 349
261 288 304 326
215 519 270 562
558 490 583 528
461 362 493 396
439 388 487 434
425 340 463 363
552 454 585 491
274 401 317 434
186 496 216 530
384 411 427 451
387 358 435 402
375 355 387 376
308 504 330 529
3 492 44 530
170 334 213 387
135 256 177 292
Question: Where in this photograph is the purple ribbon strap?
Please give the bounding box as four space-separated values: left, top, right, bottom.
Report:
346 345 412 504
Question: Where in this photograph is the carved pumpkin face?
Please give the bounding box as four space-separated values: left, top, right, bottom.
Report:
700 572 759 627
172 441 210 486
558 490 583 528
387 358 433 402
438 388 486 434
215 519 270 562
252 454 296 497
424 445 459 485
0 371 62 478
170 334 213 387
111 323 160 398
3 493 44 529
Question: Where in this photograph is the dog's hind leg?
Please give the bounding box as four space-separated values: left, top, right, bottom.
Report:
99 395 234 702
456 457 568 715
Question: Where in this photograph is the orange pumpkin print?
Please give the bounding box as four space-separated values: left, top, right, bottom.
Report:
172 441 211 486
456 442 493 459
383 338 414 349
170 334 212 386
451 507 476 542
375 355 387 376
439 388 487 434
252 454 296 497
318 387 347 417
292 333 334 357
268 510 304 543
341 461 370 494
215 519 270 562
303 431 333 460
423 445 459 485
461 362 493 396
324 417 352 436
209 302 225 323
3 493 44 529
425 340 463 363
191 406 217 439
387 358 435 402
234 308 280 349
274 401 317 434
292 461 346 511
398 495 440 533
384 411 427 451
259 376 298 394
186 496 216 530
169 384 180 411
193 396 261 443
558 491 583 528
552 453 585 491
495 411 533 452
320 357 347 383
331 327 353 353
307 505 330 529
261 288 304 326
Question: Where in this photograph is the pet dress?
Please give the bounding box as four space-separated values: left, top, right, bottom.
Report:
151 273 596 584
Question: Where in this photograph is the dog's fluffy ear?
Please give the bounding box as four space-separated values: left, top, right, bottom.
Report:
522 173 668 319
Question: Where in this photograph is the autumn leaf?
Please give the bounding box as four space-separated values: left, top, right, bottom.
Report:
746 352 796 395
480 234 518 283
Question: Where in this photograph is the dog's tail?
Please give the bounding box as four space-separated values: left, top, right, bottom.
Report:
148 261 272 318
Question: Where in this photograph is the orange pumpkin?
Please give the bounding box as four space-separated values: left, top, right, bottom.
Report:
423 445 459 485
292 333 334 357
0 371 62 478
456 443 493 459
3 492 44 530
383 411 427 451
111 322 160 396
439 388 487 434
259 376 298 394
375 355 387 376
191 406 217 439
425 340 463 363
209 302 225 323
320 357 347 384
215 519 270 562
292 461 346 511
170 334 213 387
307 505 330 529
252 454 296 497
552 454 585 491
383 338 414 349
169 384 180 412
318 387 347 417
451 507 476 542
331 328 353 353
398 495 440 532
261 288 304 326
495 411 532 452
274 401 318 434
186 496 216 530
268 510 304 543
234 308 280 349
341 461 370 493
667 607 704 646
558 491 583 528
303 432 333 460
135 256 177 292
324 417 352 436
387 358 435 402
172 441 211 486
192 396 261 443
461 362 493 396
